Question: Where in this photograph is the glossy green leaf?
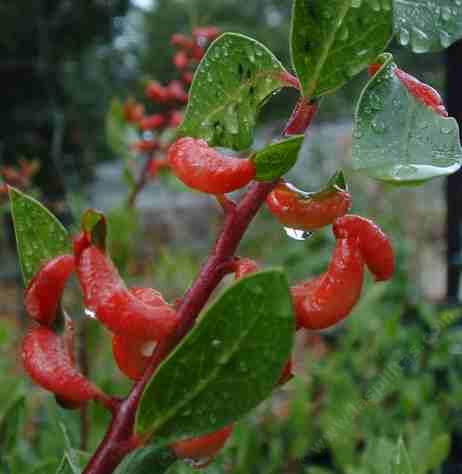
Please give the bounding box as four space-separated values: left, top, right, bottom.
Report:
352 54 462 184
136 270 294 442
106 99 138 161
9 187 71 285
395 0 462 53
114 446 177 474
251 136 304 181
179 33 289 151
290 0 393 98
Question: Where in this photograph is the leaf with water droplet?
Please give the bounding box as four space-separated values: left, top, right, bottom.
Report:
135 270 294 443
179 33 289 151
352 53 462 184
9 188 72 285
394 0 462 52
251 136 305 181
290 0 393 97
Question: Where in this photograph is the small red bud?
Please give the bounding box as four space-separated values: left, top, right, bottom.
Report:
174 50 190 70
139 114 166 131
145 81 170 103
171 33 195 50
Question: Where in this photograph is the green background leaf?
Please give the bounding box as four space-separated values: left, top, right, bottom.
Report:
136 270 294 442
179 33 288 151
290 0 393 98
9 187 71 285
395 0 462 53
113 446 176 474
352 54 462 184
252 136 304 181
0 395 25 454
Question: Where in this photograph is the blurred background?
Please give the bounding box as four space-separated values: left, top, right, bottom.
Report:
1 1 462 473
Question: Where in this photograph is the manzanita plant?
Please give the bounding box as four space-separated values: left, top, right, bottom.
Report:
9 1 462 473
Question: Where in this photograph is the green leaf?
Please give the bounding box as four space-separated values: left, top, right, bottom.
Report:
426 433 450 470
9 187 71 285
0 395 25 454
392 438 414 474
395 0 462 53
251 136 305 181
106 99 138 161
290 0 393 98
114 445 177 474
179 33 289 151
352 53 462 184
136 270 294 442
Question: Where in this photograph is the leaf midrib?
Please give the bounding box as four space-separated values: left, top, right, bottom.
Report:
305 0 352 98
138 292 280 437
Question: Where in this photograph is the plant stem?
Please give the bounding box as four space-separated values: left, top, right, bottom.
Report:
83 180 276 474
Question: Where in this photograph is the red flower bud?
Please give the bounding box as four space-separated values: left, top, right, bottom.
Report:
266 181 352 231
168 138 256 194
292 238 364 331
333 215 395 282
139 114 166 131
22 326 107 405
76 245 179 340
25 254 75 326
145 81 170 103
174 50 190 70
166 80 188 103
112 287 168 380
123 99 145 124
171 33 195 50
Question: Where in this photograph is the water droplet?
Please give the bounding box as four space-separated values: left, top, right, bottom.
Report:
351 0 362 7
211 339 221 348
440 31 452 48
411 26 431 53
371 119 386 134
399 27 410 46
184 457 212 468
85 308 96 319
441 124 453 135
141 341 157 357
284 227 313 241
441 6 452 21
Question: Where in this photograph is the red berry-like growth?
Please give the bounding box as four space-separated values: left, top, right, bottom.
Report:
333 215 395 282
76 244 179 340
25 254 75 326
266 180 352 231
22 326 106 406
168 137 256 194
292 215 394 331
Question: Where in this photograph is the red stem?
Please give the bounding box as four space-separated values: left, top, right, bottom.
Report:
83 181 276 474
